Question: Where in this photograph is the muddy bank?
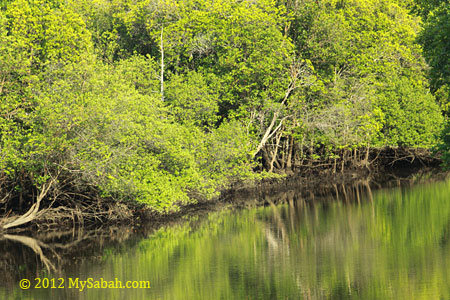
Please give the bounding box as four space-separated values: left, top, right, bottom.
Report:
223 146 443 205
0 147 444 234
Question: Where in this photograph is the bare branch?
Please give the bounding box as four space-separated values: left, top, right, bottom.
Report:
252 59 310 158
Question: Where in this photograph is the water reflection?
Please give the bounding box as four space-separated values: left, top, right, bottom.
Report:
1 171 450 299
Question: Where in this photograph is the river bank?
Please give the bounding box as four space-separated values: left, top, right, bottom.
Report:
0 147 444 234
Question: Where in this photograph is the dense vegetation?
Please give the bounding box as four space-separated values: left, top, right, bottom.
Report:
0 0 449 224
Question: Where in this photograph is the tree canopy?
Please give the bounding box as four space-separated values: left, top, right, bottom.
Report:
0 0 447 215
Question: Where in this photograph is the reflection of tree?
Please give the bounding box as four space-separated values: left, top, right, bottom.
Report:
2 170 449 300
250 174 450 299
0 225 152 290
2 234 58 272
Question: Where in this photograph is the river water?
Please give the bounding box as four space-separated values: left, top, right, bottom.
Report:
1 173 450 299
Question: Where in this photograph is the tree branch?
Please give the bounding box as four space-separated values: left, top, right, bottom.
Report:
2 177 57 230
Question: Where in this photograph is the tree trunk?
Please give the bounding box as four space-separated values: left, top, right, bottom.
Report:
286 136 294 171
269 132 283 172
280 138 287 170
253 60 309 158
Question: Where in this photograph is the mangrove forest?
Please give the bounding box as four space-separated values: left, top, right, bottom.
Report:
1 0 450 229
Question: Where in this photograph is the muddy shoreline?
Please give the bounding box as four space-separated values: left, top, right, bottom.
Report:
0 147 445 235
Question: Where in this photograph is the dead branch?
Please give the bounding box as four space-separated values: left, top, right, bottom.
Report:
2 177 57 230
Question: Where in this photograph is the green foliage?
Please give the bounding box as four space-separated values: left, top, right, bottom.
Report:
5 0 92 70
114 54 160 95
407 0 445 18
419 3 450 113
102 0 295 117
0 0 93 181
288 0 442 151
67 0 144 62
1 0 447 212
165 71 219 127
375 75 443 147
437 127 450 170
33 60 254 211
419 3 450 168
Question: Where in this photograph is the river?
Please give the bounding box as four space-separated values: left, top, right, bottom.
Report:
1 172 450 299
